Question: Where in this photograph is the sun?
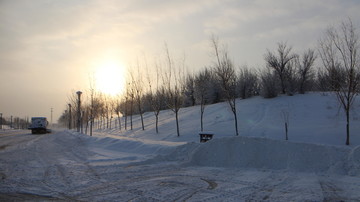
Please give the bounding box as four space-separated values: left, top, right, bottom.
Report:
95 61 126 96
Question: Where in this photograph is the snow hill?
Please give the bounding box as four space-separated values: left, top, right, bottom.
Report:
78 92 360 176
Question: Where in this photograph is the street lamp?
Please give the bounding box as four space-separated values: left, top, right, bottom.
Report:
76 91 82 132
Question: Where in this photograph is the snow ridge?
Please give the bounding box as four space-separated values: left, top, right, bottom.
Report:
181 136 360 175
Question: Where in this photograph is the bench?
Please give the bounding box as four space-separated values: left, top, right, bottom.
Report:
199 132 214 143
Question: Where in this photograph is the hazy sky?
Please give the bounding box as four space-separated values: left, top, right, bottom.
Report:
1 0 360 122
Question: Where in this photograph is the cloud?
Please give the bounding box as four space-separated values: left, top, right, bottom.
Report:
1 0 360 118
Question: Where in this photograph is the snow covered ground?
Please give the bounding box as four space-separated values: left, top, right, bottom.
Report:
1 93 360 201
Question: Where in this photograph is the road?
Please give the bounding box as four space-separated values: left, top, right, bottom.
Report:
1 130 359 201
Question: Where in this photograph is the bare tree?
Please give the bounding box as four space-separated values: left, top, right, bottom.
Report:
146 61 165 134
260 67 279 98
131 60 145 130
238 66 259 99
103 95 112 129
318 19 360 145
183 74 196 107
120 79 136 131
163 44 185 137
120 94 129 130
265 42 298 95
211 35 239 136
194 67 215 131
297 49 317 94
285 60 299 96
88 74 98 136
113 96 122 131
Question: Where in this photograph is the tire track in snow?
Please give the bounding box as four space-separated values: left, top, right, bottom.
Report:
319 179 346 201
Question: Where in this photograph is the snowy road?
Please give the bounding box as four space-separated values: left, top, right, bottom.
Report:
1 130 360 201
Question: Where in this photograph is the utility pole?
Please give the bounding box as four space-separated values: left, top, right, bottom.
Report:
76 91 82 133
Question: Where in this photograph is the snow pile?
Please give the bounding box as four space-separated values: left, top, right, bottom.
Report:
74 132 185 165
184 136 360 175
74 130 360 176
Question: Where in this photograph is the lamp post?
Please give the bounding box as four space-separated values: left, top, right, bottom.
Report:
76 91 82 132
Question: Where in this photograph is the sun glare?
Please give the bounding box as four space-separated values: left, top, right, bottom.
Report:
95 61 126 96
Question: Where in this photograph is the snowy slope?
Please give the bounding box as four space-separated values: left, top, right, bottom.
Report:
83 92 360 174
100 92 360 145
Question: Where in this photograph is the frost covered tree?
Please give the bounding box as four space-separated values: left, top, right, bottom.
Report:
318 19 360 145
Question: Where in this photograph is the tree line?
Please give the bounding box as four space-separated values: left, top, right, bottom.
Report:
0 115 30 130
58 19 360 145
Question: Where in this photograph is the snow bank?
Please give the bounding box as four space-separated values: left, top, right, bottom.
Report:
71 132 185 165
183 136 360 175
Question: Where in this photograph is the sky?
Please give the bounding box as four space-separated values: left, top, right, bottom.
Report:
1 0 360 122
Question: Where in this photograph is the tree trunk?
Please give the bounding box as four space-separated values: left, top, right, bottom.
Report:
85 120 88 135
137 100 145 130
346 108 350 145
280 75 286 94
90 119 93 136
234 110 239 136
130 114 133 130
175 111 180 137
130 101 133 130
140 113 144 130
155 113 159 134
106 117 109 129
117 113 121 131
230 99 239 136
200 104 204 132
124 115 127 130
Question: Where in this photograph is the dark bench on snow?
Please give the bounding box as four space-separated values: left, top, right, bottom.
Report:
199 132 214 143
